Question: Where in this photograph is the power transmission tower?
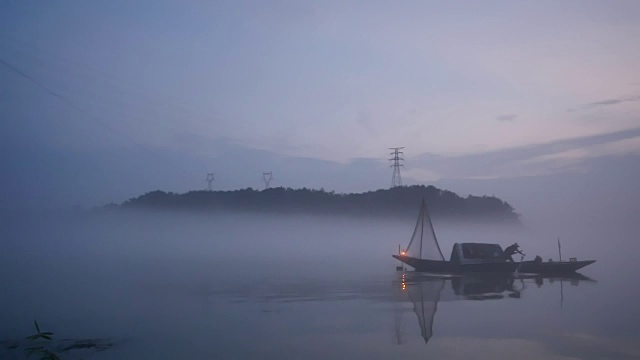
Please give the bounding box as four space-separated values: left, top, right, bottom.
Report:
389 147 404 188
206 173 215 191
262 172 273 189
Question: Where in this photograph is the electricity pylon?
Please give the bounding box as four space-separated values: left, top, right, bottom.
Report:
262 172 273 189
206 173 215 191
389 147 404 188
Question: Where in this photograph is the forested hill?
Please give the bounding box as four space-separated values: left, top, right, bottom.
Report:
118 185 520 223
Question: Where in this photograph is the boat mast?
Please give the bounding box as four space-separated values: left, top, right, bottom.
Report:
419 201 424 259
423 199 445 261
558 237 562 262
405 201 423 257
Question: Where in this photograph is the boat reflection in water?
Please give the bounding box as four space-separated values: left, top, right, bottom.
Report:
395 272 595 345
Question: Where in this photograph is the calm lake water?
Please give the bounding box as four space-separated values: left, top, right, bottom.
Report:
1 211 639 359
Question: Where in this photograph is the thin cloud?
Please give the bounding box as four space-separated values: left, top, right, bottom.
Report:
496 114 518 122
583 95 640 109
409 126 640 181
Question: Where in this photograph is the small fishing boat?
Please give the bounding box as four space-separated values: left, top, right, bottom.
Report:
392 200 595 274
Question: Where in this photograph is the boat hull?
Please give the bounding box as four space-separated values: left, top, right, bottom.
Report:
518 260 596 274
392 255 518 274
392 255 595 275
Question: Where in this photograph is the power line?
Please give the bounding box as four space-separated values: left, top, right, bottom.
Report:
0 55 192 179
0 41 244 143
389 147 405 188
0 56 128 141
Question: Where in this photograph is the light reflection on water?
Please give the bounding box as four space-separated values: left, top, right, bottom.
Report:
2 258 640 360
2 212 640 359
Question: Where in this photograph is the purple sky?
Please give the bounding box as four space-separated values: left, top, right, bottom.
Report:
1 1 639 210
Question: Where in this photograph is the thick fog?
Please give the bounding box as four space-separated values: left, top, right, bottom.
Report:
2 182 640 358
2 150 639 360
2 1 640 357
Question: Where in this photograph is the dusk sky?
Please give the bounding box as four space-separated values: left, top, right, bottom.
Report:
1 1 639 209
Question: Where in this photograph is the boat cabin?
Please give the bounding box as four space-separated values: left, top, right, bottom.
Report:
450 243 507 265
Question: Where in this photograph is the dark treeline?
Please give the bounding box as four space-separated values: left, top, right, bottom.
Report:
118 185 520 223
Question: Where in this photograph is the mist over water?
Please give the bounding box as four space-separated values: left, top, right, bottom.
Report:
2 203 639 359
3 1 640 358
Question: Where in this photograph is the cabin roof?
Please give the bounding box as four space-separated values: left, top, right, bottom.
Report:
457 242 503 248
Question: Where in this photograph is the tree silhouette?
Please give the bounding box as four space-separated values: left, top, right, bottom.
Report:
117 185 519 222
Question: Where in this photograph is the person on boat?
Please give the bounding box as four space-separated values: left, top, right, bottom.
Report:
504 243 524 262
